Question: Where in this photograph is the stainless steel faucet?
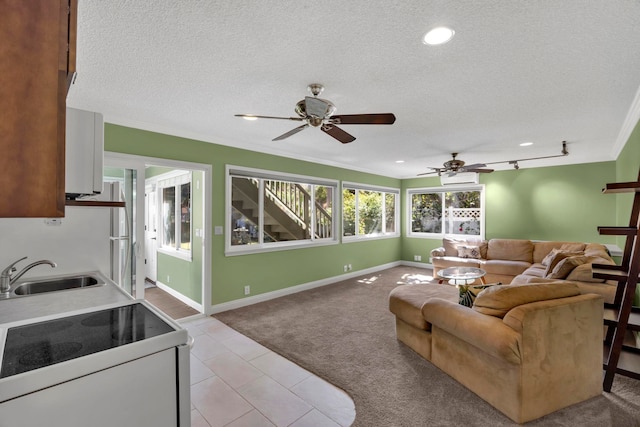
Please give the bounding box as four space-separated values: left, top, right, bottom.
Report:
0 257 57 293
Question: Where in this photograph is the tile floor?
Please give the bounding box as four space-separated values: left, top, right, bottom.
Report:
180 315 356 427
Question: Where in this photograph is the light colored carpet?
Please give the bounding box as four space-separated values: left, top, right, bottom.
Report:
214 266 640 426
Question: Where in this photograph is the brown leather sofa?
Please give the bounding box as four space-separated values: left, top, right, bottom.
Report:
430 238 617 303
389 281 604 423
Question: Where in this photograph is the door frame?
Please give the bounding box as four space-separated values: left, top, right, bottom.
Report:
144 182 158 283
105 152 212 315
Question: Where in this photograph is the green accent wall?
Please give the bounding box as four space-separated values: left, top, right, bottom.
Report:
105 124 401 305
401 162 618 262
105 116 639 308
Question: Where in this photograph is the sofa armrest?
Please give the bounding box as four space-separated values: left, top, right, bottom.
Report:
430 247 446 257
422 299 521 364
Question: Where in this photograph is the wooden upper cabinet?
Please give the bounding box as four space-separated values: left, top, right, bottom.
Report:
0 0 77 217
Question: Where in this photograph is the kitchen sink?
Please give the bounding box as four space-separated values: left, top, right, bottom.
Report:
13 275 105 296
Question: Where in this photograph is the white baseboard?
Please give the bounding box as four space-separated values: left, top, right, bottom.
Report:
154 281 204 313
209 261 402 314
401 261 433 269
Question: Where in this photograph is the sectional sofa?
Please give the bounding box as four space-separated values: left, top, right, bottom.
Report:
389 280 604 423
430 237 617 303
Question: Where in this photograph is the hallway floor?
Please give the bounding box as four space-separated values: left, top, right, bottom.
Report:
181 316 355 427
145 284 199 319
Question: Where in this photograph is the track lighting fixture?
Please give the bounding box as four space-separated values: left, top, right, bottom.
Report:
486 141 568 170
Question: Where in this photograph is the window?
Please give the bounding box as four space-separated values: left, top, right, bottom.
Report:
408 186 484 238
227 166 338 254
342 182 399 240
158 170 192 259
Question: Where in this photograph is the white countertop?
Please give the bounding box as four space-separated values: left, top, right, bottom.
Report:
0 271 132 324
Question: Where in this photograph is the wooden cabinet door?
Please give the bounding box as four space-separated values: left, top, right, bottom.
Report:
0 0 76 217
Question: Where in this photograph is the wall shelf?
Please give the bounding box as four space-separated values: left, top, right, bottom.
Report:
65 200 125 208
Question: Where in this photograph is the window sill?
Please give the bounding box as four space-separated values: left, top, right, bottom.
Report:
342 233 400 243
157 247 192 262
225 239 338 256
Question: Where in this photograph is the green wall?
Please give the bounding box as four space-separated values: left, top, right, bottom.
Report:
615 119 640 238
154 170 204 304
105 124 401 305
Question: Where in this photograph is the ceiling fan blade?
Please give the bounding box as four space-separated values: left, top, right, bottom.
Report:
235 114 304 121
272 124 309 141
321 124 356 144
305 96 333 118
417 171 439 176
464 168 494 173
461 163 486 169
331 113 396 125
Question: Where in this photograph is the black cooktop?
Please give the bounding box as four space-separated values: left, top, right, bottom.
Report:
1 303 175 378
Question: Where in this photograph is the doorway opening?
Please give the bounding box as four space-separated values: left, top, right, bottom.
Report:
104 153 212 321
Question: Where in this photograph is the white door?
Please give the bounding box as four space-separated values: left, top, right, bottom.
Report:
145 184 158 283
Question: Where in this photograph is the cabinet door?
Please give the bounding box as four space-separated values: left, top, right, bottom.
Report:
0 0 76 217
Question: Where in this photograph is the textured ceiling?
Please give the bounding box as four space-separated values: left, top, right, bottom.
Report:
67 0 640 178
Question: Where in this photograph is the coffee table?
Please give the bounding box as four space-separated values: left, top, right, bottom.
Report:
437 266 487 286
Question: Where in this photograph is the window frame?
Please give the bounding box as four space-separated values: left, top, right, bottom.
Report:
406 185 485 240
342 181 400 242
155 170 193 261
225 165 339 256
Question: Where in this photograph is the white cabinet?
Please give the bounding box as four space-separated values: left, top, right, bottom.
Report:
66 107 105 198
0 349 179 427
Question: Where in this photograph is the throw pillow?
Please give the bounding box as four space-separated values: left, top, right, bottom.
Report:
457 245 481 259
541 248 561 267
546 255 589 279
543 251 584 276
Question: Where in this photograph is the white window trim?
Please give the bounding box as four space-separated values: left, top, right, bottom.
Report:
406 184 485 240
225 165 339 256
342 181 400 242
154 170 193 261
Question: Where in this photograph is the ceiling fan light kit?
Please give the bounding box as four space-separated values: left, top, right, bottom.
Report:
235 84 396 144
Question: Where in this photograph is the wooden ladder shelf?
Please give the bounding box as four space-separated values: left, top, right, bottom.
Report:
595 169 640 391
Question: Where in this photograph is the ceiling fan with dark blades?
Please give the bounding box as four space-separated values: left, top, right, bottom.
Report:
235 84 396 144
418 153 495 176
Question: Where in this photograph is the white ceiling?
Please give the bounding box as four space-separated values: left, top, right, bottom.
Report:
67 0 640 179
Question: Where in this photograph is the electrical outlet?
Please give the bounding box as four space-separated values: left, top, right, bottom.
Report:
343 265 348 272
414 255 422 261
244 285 250 295
167 275 170 283
348 264 352 271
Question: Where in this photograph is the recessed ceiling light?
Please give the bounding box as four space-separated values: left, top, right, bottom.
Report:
520 142 534 146
242 115 258 121
395 160 405 163
422 27 455 45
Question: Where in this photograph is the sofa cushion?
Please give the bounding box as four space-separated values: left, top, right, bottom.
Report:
389 284 458 330
546 255 589 279
434 257 482 270
443 238 487 258
480 259 531 277
584 243 613 259
487 239 533 262
521 264 546 277
457 245 482 259
472 282 581 318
